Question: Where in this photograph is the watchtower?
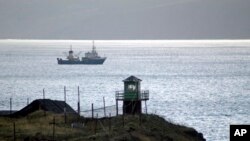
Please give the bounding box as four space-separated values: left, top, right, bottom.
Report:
115 76 149 114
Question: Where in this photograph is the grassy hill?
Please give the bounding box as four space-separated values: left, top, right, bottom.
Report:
0 110 205 141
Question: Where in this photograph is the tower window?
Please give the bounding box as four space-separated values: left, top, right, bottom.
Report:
128 84 136 92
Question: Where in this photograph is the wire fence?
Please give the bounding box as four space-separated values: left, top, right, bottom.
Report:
81 105 117 118
1 103 150 141
80 103 148 119
1 86 149 118
1 86 152 140
0 97 148 118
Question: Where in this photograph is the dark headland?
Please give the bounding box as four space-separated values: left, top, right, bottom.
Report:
0 99 206 141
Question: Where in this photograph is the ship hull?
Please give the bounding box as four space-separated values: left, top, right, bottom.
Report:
57 57 106 65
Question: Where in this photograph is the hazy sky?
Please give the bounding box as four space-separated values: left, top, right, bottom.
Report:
0 0 250 39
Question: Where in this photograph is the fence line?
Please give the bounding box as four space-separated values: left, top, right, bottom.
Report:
80 104 148 119
1 86 152 141
1 86 149 118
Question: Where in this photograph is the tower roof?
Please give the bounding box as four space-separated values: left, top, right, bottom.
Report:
123 75 142 82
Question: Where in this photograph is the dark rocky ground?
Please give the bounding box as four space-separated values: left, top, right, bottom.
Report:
0 110 206 141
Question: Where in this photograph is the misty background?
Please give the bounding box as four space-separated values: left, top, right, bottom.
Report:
0 0 250 39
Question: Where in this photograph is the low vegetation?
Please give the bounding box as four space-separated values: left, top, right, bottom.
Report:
0 110 205 141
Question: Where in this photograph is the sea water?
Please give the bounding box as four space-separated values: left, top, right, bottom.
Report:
0 40 250 141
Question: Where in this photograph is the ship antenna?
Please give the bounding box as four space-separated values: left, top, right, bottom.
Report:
92 40 96 52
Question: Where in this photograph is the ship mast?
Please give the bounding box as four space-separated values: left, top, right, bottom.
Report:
92 40 96 53
69 45 73 54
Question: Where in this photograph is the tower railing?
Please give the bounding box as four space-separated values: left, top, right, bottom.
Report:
115 90 149 101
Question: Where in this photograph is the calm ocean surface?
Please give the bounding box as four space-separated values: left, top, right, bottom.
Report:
0 40 250 141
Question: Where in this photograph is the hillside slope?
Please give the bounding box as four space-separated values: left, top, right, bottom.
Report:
0 111 205 141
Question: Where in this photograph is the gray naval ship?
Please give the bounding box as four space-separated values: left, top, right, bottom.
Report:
57 41 106 65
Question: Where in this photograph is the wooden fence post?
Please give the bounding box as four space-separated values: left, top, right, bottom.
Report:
64 86 67 123
94 114 98 134
109 113 111 132
122 113 125 127
91 103 94 119
77 86 80 116
27 98 29 106
139 113 142 126
122 105 125 127
52 116 55 141
43 88 45 99
10 98 12 115
103 97 106 117
116 100 118 116
43 89 46 116
13 122 16 141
